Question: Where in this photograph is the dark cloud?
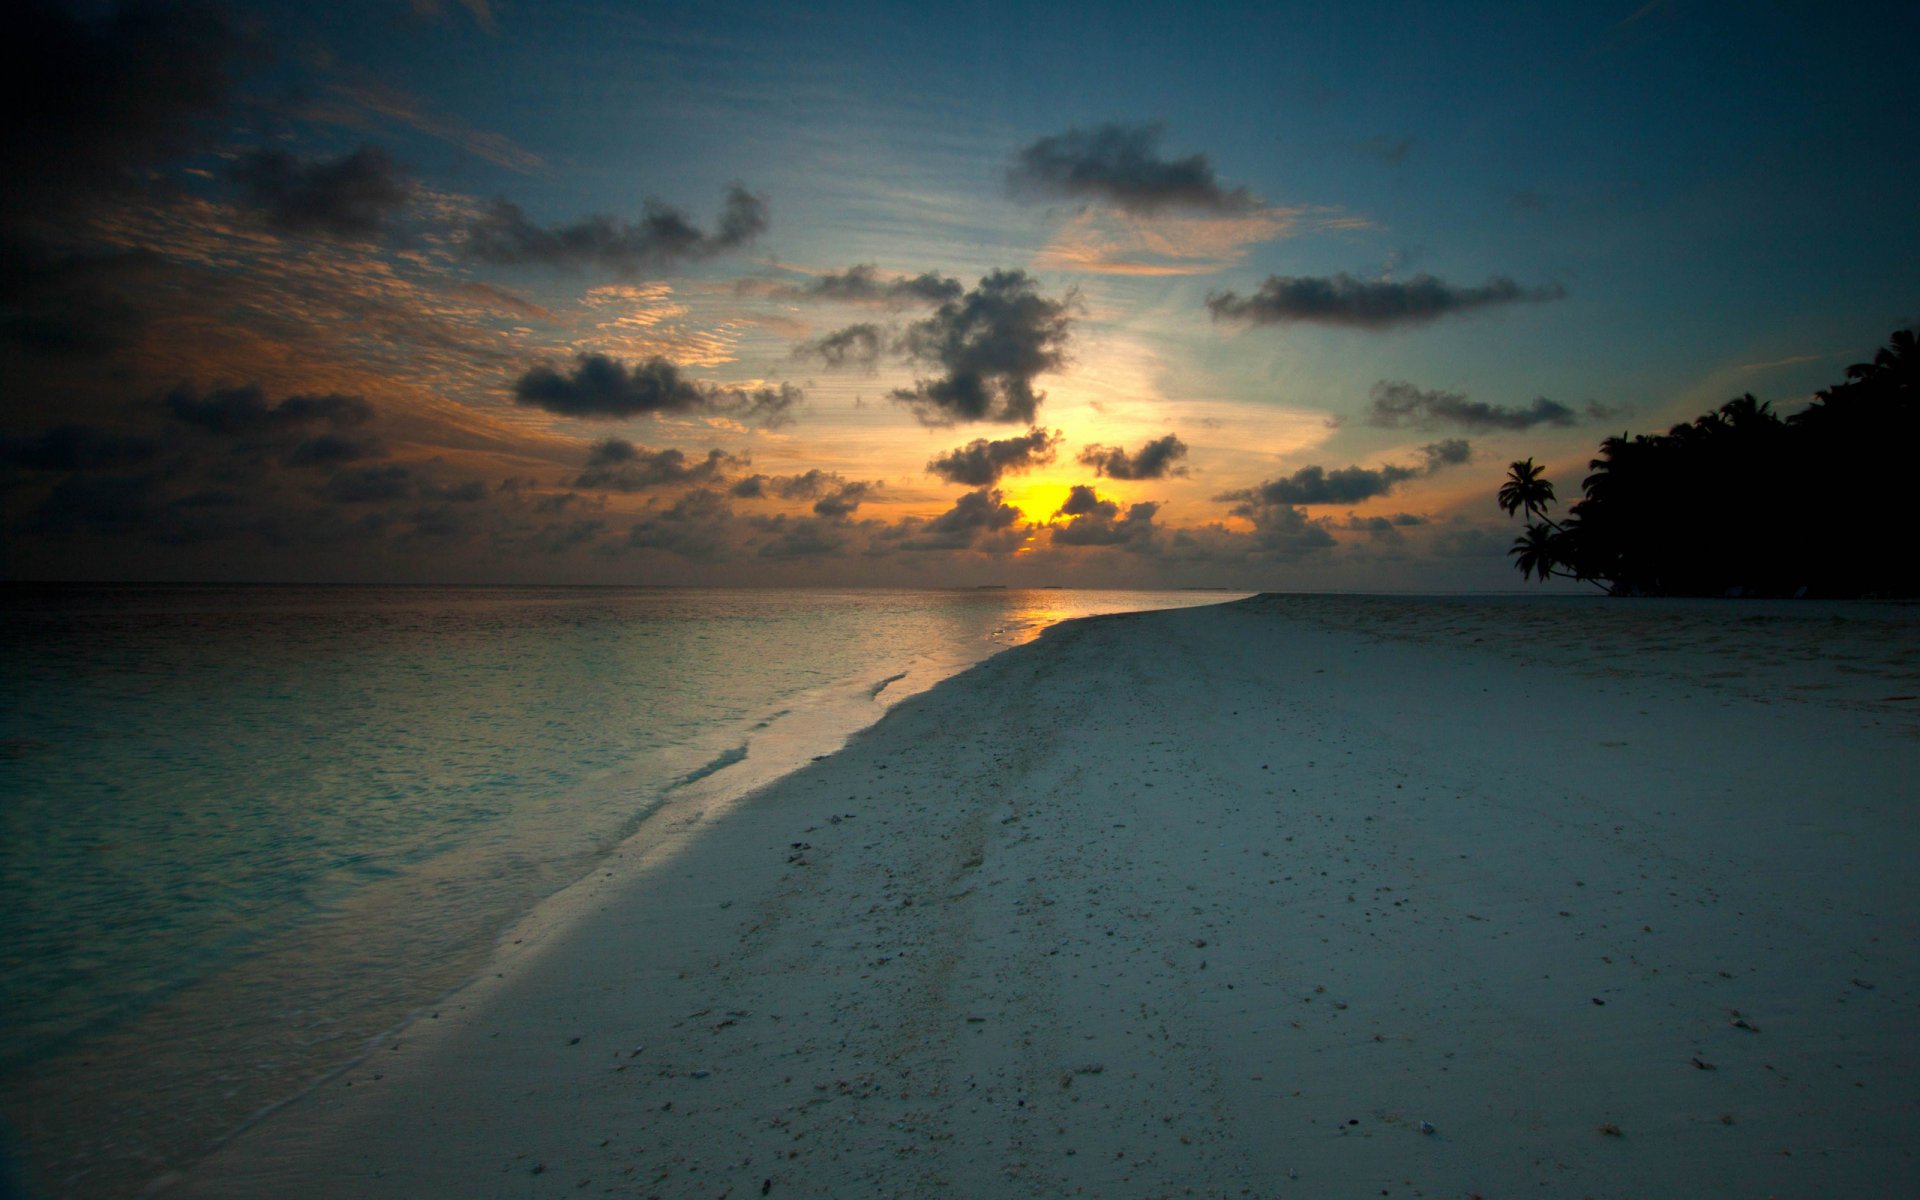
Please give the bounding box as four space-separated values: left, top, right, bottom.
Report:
512 354 800 425
1077 433 1188 480
925 427 1060 486
1 424 158 471
29 472 160 534
284 433 386 467
1007 122 1258 215
1365 380 1582 431
1049 485 1160 548
574 439 739 491
793 323 884 369
1344 512 1428 541
1219 463 1419 508
2 0 242 223
892 270 1072 425
755 265 961 307
1421 438 1473 470
165 385 374 434
749 513 853 559
230 144 414 239
728 469 875 519
1218 437 1470 510
810 481 874 520
323 464 415 503
0 243 174 356
464 185 767 273
1207 272 1565 330
626 488 736 560
898 488 1024 551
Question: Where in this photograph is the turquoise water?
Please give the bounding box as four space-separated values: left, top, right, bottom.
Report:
0 584 1238 1189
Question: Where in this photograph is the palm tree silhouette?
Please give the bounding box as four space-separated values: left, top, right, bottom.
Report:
1498 458 1561 529
1509 522 1561 583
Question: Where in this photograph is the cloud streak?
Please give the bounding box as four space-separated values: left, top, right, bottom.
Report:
512 354 799 425
749 265 962 307
1008 122 1258 215
465 186 767 273
1217 439 1470 508
1208 272 1564 330
1364 381 1590 431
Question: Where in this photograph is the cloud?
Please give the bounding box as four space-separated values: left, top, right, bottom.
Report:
464 185 767 273
230 144 413 239
925 427 1060 486
1008 122 1259 216
29 472 160 534
1 423 158 471
512 354 799 425
2 0 242 222
1344 512 1428 542
323 463 416 503
284 433 385 467
1207 272 1565 330
1217 438 1471 511
626 488 737 560
1364 381 1583 431
749 513 854 559
1421 438 1472 470
1220 463 1418 508
751 265 961 307
892 270 1073 425
897 488 1025 551
729 469 876 518
811 481 875 519
1049 485 1160 548
164 385 374 434
793 323 884 369
1077 433 1188 480
574 439 739 491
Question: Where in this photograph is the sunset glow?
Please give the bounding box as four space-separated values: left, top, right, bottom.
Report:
2 1 1913 589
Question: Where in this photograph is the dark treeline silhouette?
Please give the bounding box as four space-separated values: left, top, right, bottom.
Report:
1501 327 1918 597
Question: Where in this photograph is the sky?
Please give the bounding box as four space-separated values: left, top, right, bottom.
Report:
3 0 1915 589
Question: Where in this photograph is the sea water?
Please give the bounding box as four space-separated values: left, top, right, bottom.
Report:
0 584 1239 1191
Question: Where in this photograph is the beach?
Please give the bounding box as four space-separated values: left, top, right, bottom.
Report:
163 594 1920 1198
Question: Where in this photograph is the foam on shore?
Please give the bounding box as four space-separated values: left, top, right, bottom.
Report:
168 595 1920 1198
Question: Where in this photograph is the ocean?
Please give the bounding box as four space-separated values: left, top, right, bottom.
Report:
0 584 1241 1194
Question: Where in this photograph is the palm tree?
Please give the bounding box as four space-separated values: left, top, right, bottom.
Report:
1509 523 1561 583
1497 458 1559 528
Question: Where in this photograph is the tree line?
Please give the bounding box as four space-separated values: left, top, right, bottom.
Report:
1500 327 1917 597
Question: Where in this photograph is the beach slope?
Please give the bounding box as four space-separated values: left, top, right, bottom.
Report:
170 595 1920 1198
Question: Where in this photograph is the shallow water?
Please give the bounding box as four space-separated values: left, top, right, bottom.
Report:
0 584 1239 1194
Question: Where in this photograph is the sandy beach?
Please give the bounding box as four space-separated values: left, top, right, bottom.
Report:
162 594 1919 1199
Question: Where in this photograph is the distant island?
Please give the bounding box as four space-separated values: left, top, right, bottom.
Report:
1501 327 1917 597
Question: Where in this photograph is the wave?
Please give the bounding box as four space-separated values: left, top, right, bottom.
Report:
668 744 749 791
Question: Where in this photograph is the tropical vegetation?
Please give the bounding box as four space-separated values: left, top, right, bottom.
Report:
1501 327 1918 596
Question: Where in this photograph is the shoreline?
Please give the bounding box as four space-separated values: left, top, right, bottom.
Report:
84 596 1920 1195
6 589 1240 1199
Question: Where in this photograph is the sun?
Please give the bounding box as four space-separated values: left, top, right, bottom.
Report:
999 478 1075 525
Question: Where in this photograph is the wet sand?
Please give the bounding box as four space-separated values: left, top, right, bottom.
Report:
166 594 1920 1198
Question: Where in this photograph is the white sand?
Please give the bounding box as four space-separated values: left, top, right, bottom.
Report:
167 595 1920 1198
